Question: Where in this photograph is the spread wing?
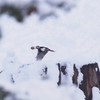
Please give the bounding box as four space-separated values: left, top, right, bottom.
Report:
36 49 48 61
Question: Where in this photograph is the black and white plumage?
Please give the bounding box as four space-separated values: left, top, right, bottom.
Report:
31 46 55 61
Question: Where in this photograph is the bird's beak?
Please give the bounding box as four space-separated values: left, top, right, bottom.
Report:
48 49 55 52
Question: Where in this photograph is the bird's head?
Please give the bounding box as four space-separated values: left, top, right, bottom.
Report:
31 46 35 50
31 46 40 50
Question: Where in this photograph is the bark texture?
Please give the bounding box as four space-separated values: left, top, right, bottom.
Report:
79 63 100 100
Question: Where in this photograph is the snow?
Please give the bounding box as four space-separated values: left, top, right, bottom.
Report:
37 1 53 16
0 0 100 100
92 87 100 100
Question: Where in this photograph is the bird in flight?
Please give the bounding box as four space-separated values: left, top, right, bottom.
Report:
31 46 55 61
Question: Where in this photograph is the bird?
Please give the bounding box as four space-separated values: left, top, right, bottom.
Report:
31 46 55 61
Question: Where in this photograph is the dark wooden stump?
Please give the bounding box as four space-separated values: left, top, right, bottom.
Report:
57 63 67 86
57 63 62 86
72 64 79 86
79 63 100 100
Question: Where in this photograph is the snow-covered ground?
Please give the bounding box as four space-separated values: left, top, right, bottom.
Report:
0 0 100 100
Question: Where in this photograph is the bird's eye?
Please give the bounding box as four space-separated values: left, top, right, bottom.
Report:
41 48 46 51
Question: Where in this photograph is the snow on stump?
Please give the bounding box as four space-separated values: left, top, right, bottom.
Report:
57 63 67 86
73 63 100 100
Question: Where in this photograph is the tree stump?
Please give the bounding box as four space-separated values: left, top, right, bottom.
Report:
72 64 79 86
78 63 100 100
57 63 67 86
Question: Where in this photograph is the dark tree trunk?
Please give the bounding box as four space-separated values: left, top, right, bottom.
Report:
79 63 100 100
72 64 79 85
57 63 67 86
57 63 62 86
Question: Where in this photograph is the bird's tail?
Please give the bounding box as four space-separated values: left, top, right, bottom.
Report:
48 49 55 52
